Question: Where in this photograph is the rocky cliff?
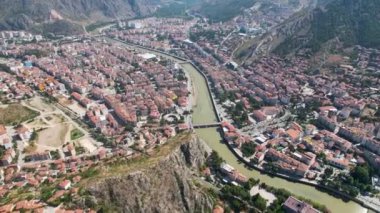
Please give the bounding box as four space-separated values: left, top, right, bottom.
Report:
82 133 215 212
0 0 161 32
236 0 380 63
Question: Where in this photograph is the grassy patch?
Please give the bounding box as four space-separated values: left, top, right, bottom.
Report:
70 128 84 140
0 104 39 126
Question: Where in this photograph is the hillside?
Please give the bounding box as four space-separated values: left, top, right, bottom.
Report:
0 0 161 34
78 133 215 212
195 0 258 22
274 0 380 55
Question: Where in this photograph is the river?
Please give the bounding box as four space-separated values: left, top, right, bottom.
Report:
109 38 368 213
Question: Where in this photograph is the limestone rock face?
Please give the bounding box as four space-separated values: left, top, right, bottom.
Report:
0 0 160 31
86 136 214 213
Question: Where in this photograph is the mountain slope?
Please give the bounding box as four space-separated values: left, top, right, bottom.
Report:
0 0 160 32
195 0 258 22
274 0 380 55
79 134 215 212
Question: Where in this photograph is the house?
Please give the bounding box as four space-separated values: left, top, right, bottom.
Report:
318 106 337 116
63 144 76 157
286 123 303 143
0 149 15 166
253 152 265 164
362 139 380 155
327 156 349 170
266 149 308 177
2 139 12 149
98 148 107 160
338 127 365 144
0 125 9 142
219 163 247 183
317 116 338 132
283 196 320 213
14 200 45 211
24 152 51 162
286 129 302 143
320 130 352 153
252 110 267 122
58 180 71 190
364 150 380 170
302 137 325 154
302 152 316 166
16 126 32 141
220 163 235 176
304 124 317 136
0 204 14 212
1 153 12 166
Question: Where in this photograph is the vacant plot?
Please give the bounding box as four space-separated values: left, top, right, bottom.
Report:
37 123 70 148
45 114 66 124
70 128 84 140
25 118 49 130
78 138 97 153
26 97 55 112
0 104 39 126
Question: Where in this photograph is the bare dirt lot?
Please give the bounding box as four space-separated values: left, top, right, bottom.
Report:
36 123 71 148
78 138 98 153
26 97 55 112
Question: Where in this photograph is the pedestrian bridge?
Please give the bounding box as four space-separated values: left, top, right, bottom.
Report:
193 123 221 129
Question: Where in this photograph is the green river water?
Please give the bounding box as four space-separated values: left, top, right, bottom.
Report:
112 39 368 213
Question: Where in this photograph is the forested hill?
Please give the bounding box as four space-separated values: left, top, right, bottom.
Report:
275 0 380 55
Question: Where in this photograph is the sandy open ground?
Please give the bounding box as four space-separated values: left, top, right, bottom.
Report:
26 97 55 112
25 118 49 129
66 102 87 117
44 114 67 124
36 123 71 148
78 138 98 153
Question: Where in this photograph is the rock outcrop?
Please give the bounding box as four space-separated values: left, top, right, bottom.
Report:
0 0 161 32
84 134 214 213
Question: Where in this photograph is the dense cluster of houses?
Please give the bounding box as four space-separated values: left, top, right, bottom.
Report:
0 69 34 101
0 124 33 166
0 31 43 45
0 34 197 210
223 103 378 180
1 39 191 139
182 40 380 179
0 144 137 212
110 17 196 52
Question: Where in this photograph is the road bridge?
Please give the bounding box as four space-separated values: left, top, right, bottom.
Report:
193 123 221 129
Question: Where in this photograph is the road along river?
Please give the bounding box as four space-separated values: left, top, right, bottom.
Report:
108 38 368 213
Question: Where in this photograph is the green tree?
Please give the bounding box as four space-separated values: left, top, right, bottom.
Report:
251 194 267 211
241 142 256 157
207 151 225 169
324 167 333 178
351 165 370 184
244 178 260 190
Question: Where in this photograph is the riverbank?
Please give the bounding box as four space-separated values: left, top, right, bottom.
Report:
107 37 369 213
219 128 379 213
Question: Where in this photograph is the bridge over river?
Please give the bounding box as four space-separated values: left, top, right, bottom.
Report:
107 37 369 213
193 123 221 129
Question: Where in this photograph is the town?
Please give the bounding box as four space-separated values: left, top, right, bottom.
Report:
0 3 379 212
